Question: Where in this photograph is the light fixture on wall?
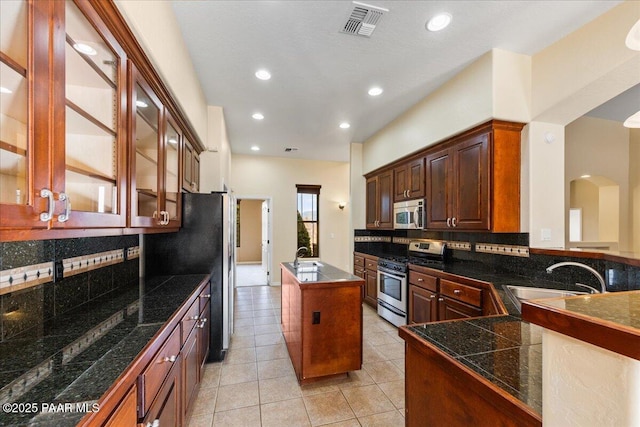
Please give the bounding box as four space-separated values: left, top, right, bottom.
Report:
623 110 640 128
625 19 640 51
338 202 346 210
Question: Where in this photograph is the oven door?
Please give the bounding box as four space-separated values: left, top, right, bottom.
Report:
377 267 407 326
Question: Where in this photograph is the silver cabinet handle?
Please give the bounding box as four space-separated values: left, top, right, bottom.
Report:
189 315 199 321
438 298 444 302
446 218 451 227
146 419 160 427
452 217 457 227
429 294 437 299
407 189 411 198
39 189 54 221
57 192 71 222
162 355 177 363
200 294 211 299
164 211 169 225
197 318 208 328
453 289 462 296
417 278 424 282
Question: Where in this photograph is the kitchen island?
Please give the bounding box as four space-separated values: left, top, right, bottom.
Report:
280 261 364 384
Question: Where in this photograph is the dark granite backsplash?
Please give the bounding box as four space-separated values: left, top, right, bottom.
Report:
354 230 640 292
0 235 140 343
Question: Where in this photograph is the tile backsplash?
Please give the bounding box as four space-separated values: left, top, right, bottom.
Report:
0 235 140 342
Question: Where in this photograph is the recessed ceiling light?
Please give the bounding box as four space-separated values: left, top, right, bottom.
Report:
368 87 383 96
252 113 264 120
426 13 452 32
0 87 12 94
339 122 351 129
255 69 271 80
581 174 591 179
251 146 260 151
136 100 148 108
623 110 640 128
625 19 640 51
73 43 97 56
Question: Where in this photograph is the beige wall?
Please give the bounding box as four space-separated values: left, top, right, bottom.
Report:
236 199 263 263
570 180 600 242
114 0 208 143
200 106 232 192
565 116 631 250
631 129 640 253
231 155 350 283
362 49 531 175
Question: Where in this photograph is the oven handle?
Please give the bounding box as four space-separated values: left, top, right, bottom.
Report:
378 299 406 317
377 268 407 281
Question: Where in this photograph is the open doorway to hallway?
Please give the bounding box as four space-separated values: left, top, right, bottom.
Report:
235 197 271 287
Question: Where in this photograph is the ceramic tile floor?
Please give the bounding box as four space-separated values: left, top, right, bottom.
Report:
187 285 406 427
235 264 269 287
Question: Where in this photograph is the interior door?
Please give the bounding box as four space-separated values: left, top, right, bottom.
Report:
261 200 270 284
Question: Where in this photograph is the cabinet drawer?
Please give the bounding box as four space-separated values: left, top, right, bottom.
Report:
365 259 377 270
182 299 201 344
409 271 437 292
139 326 181 417
440 280 482 307
354 256 364 268
198 282 212 313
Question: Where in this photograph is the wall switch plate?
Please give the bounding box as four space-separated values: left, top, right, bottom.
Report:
541 228 552 241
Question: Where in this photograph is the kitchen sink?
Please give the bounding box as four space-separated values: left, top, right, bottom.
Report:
289 261 323 271
504 285 588 312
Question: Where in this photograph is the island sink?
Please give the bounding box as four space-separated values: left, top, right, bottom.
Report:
505 285 587 312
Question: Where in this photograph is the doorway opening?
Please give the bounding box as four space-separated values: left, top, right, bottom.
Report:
235 197 271 287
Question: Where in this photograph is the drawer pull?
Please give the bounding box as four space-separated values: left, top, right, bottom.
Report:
438 298 444 302
162 355 177 363
188 315 199 321
201 294 211 298
197 318 208 328
453 289 462 296
417 278 424 282
429 295 436 299
146 420 160 427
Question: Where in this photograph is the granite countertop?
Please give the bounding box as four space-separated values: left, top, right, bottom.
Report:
0 274 207 427
281 261 363 285
522 290 640 360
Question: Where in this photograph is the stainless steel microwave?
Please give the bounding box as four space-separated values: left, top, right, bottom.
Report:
393 199 425 229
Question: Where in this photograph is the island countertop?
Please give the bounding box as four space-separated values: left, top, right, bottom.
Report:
280 260 362 286
521 290 640 360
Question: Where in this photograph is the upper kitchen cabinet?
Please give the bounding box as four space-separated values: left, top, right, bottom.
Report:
425 120 523 232
0 0 128 230
129 67 181 229
394 157 425 201
365 170 393 229
182 137 200 193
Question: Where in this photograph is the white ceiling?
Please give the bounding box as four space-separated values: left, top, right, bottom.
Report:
171 1 623 162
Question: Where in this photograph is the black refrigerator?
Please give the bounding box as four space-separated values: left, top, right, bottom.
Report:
143 192 234 362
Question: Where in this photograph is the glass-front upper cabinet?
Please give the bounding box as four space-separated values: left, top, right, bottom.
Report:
56 0 127 227
164 116 181 226
0 0 50 229
130 67 180 228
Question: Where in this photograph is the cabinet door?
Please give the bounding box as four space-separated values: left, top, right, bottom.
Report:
364 269 377 308
393 165 408 201
425 147 451 229
56 0 127 228
182 139 194 191
0 0 53 229
377 170 393 228
452 133 489 230
182 327 199 418
365 176 378 228
104 386 137 427
143 359 182 427
438 296 482 320
198 301 210 373
407 157 425 199
163 115 181 227
408 285 437 324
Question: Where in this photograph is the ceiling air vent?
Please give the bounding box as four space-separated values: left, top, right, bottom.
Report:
341 1 388 38
284 147 299 152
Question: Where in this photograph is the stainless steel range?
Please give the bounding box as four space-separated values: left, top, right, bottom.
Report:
376 240 446 327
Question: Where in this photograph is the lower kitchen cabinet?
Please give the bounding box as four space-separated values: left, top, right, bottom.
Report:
143 358 182 427
354 252 379 308
104 386 137 427
408 284 438 323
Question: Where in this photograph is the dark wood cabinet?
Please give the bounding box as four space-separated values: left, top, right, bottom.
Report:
394 157 425 201
182 327 199 417
355 253 378 308
407 267 484 323
424 121 523 232
182 138 200 193
142 358 182 427
104 386 137 427
281 264 364 384
365 170 393 229
426 133 489 230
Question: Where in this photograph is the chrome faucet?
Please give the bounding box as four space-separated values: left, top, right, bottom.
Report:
294 246 308 268
546 261 606 293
